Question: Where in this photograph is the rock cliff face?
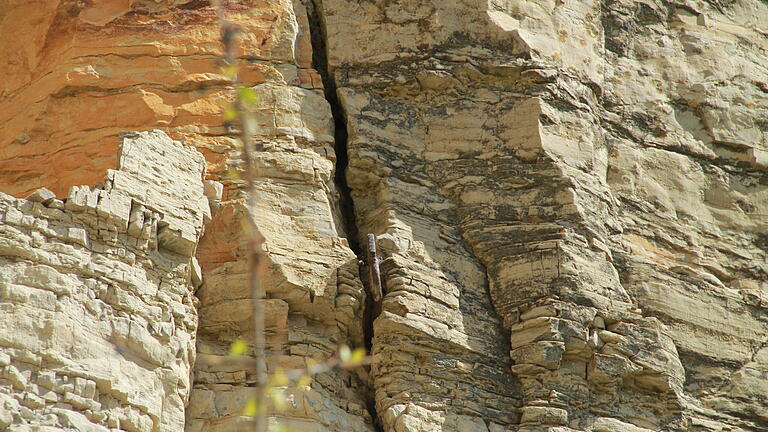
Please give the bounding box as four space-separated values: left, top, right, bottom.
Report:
0 1 767 432
318 0 768 430
0 130 207 430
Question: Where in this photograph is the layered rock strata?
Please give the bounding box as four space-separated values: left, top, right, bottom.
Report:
0 0 766 432
0 1 375 429
316 0 768 431
185 2 375 431
0 130 208 431
0 0 297 197
187 83 376 431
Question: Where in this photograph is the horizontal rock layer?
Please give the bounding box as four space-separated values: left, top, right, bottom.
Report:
317 0 768 430
0 0 766 431
0 130 206 431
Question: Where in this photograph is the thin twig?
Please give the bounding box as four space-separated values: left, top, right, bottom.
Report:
366 234 382 302
212 2 267 431
211 4 371 431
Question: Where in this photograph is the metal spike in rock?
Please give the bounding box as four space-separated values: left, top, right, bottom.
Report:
366 233 382 302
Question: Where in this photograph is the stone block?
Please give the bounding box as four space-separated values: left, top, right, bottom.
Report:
22 392 44 409
4 365 27 390
749 148 767 168
590 417 655 432
95 191 131 231
40 390 58 403
3 206 23 225
190 257 202 288
457 415 490 432
588 354 640 385
66 185 99 213
510 341 565 370
520 406 568 426
157 222 198 257
0 404 11 428
510 317 561 349
55 409 109 432
66 227 88 247
520 304 558 321
26 188 56 205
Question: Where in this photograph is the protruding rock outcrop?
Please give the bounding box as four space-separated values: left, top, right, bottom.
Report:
316 0 768 431
0 1 767 432
0 130 207 431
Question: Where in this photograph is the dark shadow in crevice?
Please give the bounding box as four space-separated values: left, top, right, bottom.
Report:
303 1 383 431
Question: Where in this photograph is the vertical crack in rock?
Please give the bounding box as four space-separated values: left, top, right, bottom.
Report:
303 1 382 430
303 0 360 255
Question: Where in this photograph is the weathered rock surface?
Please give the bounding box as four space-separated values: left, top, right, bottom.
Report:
0 0 302 197
1 1 375 429
0 0 767 432
184 2 375 432
316 0 768 430
0 130 206 431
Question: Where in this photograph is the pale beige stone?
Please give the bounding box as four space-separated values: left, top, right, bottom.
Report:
0 1 767 431
0 131 206 431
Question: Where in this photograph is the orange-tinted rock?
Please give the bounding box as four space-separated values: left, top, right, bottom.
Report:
0 0 294 197
2 1 374 431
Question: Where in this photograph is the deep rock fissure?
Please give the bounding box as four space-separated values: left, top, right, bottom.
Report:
303 1 383 431
303 0 360 255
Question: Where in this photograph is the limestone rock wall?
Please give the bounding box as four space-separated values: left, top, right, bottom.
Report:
0 130 207 431
187 80 376 431
1 1 375 429
181 2 375 432
316 0 768 431
0 0 294 197
0 0 766 432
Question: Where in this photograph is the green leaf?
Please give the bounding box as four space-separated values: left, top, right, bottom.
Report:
296 374 312 388
239 218 252 235
340 346 366 367
242 397 258 417
238 87 259 106
221 64 240 79
270 368 289 387
306 358 320 374
350 348 366 364
223 106 238 122
227 168 241 180
229 339 248 357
